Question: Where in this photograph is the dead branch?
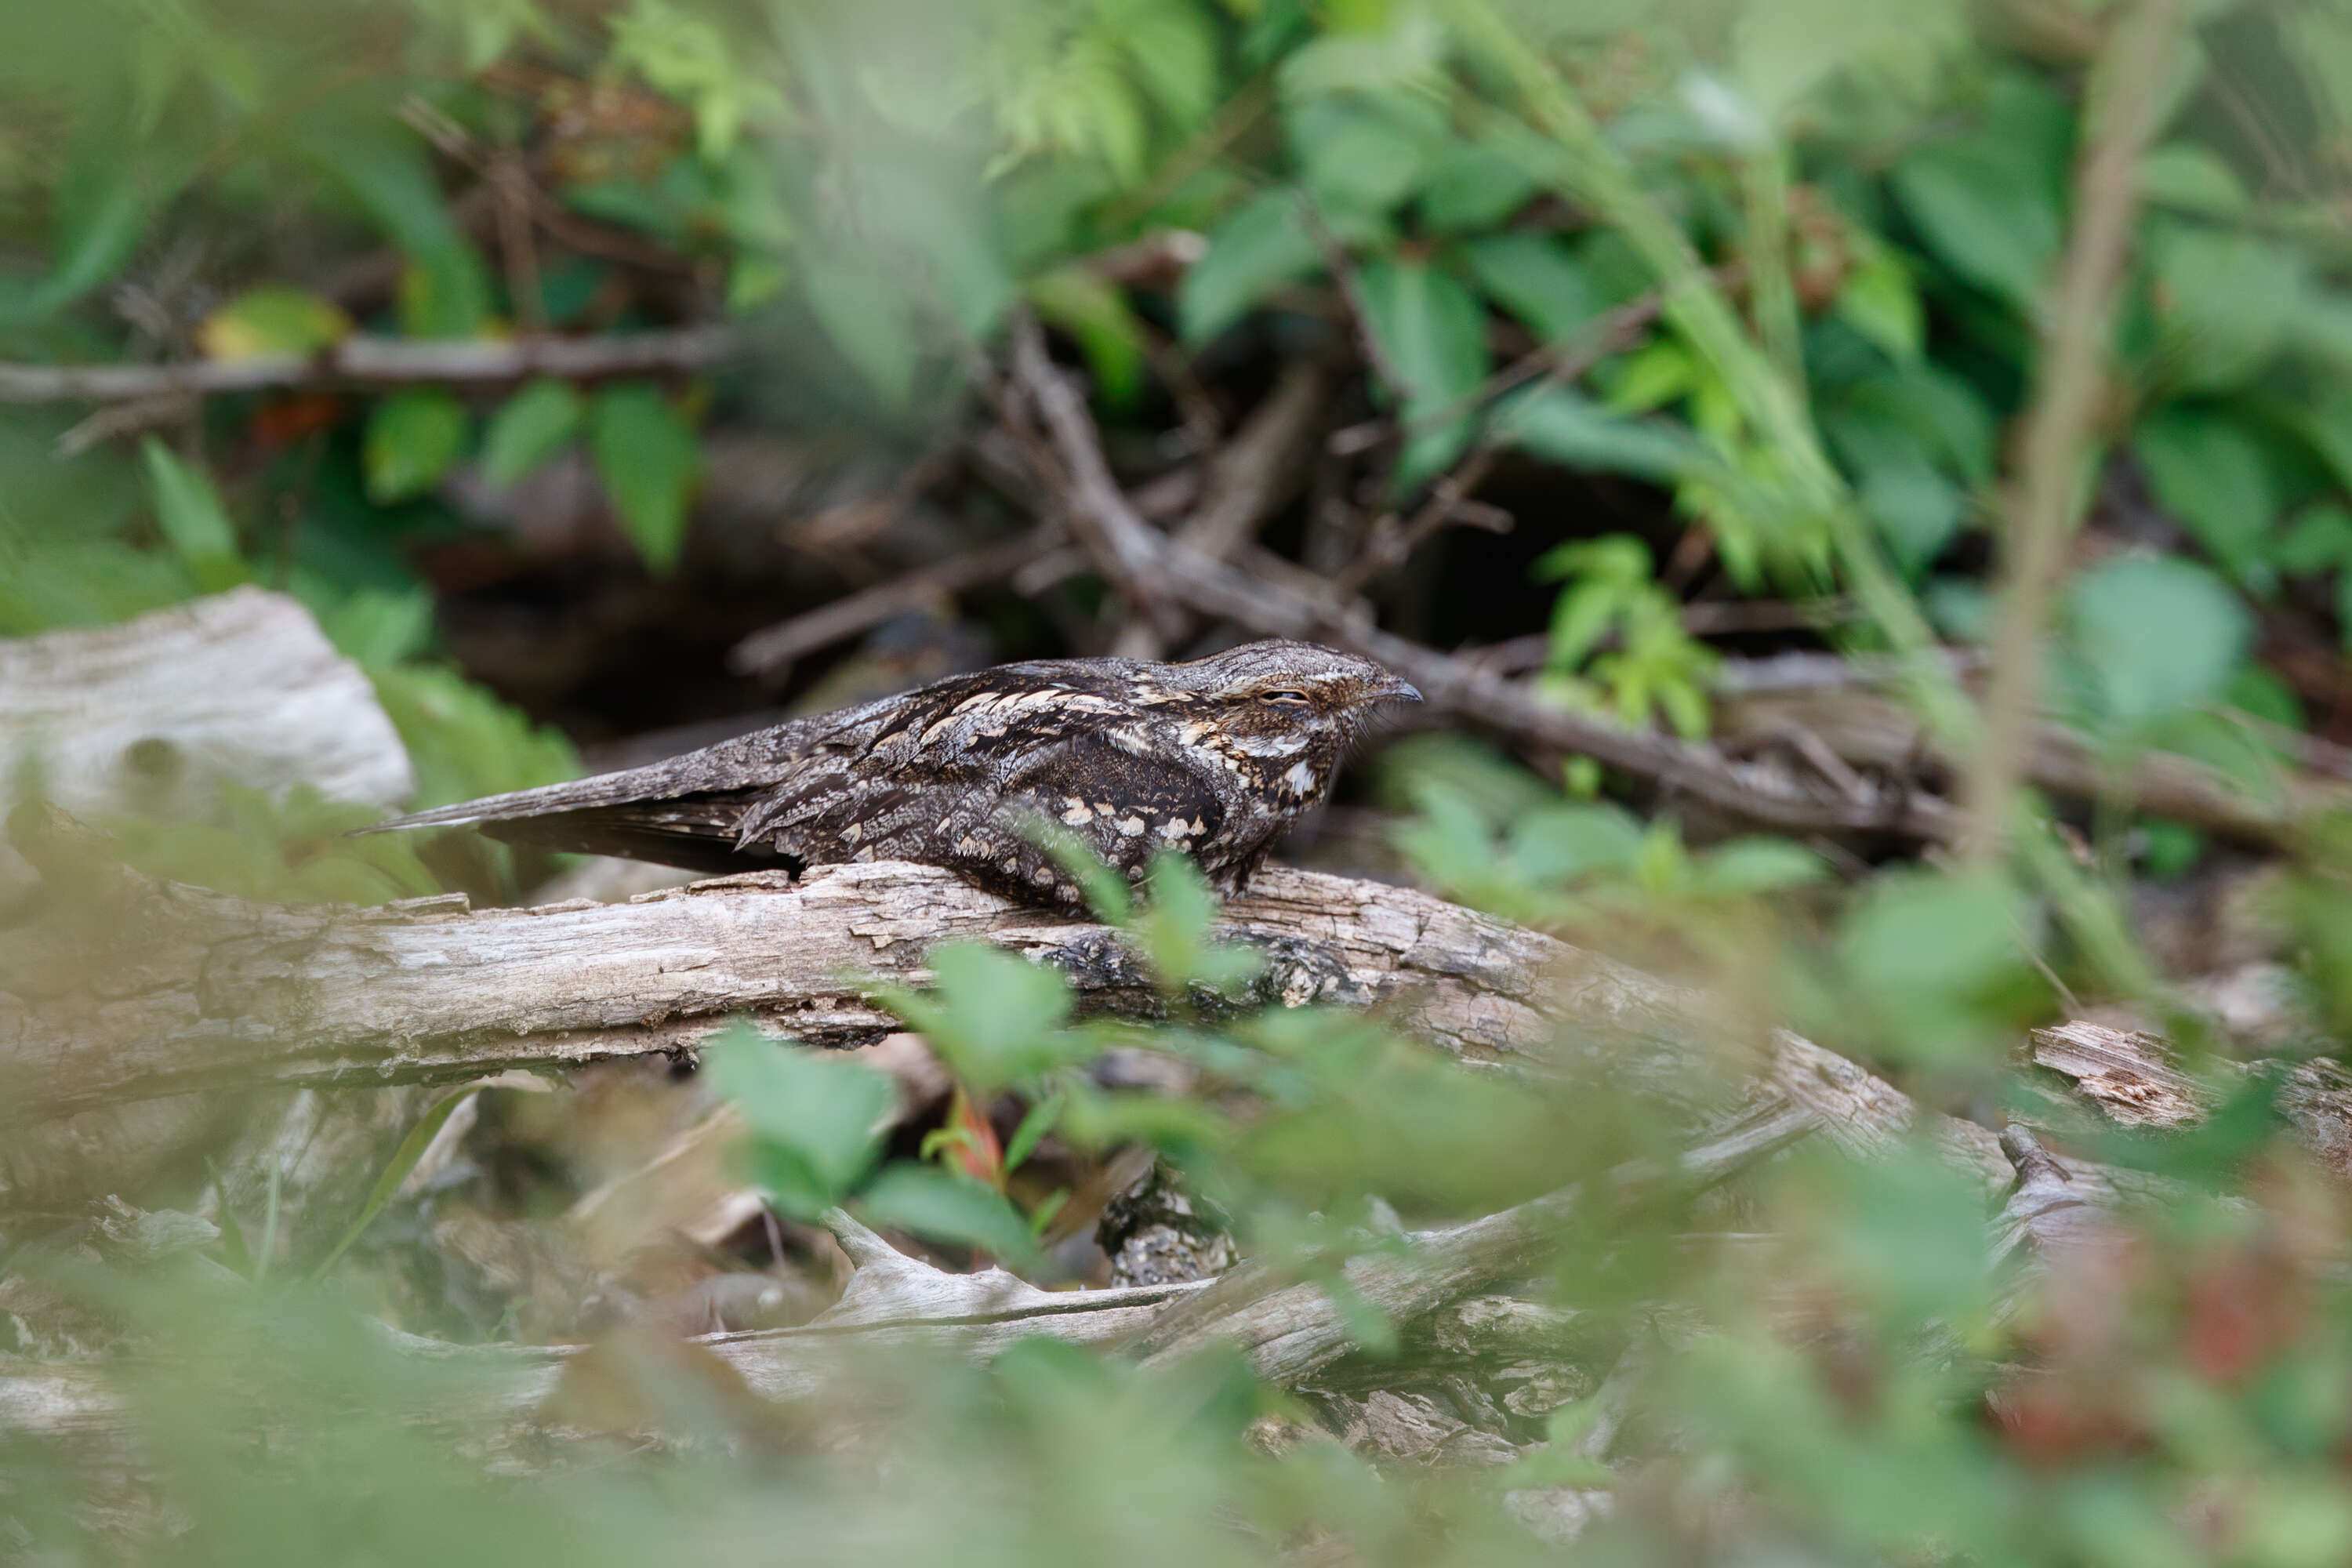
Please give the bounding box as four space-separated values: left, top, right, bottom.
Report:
1717 684 2352 848
0 328 739 403
3 830 2010 1202
728 525 1060 678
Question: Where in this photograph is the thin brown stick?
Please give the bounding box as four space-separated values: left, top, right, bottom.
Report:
1327 287 1671 601
727 525 1061 678
1959 0 2185 859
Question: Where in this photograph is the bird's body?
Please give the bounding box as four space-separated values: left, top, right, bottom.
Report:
362 641 1419 907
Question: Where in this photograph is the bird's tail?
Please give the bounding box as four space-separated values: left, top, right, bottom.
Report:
352 760 701 837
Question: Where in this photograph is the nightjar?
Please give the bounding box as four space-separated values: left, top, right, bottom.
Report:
362 641 1420 907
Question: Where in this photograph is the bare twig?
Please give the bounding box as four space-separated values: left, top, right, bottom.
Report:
1005 314 1189 642
1959 0 2186 859
1328 285 1674 601
0 327 739 404
728 525 1061 678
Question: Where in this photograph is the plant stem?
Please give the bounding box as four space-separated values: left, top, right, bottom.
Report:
1958 0 2187 862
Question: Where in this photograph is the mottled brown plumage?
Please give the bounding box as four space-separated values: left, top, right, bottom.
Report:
362 641 1419 907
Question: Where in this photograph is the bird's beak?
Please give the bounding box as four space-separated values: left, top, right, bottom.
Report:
1378 676 1422 704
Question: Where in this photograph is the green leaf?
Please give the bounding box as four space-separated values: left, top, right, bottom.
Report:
2132 408 2280 584
1135 850 1261 993
589 383 701 571
1355 257 1489 484
1417 139 1538 231
367 663 578 811
1505 802 1646 884
295 108 491 337
1292 98 1436 216
608 0 790 158
1822 404 1963 572
2139 143 2249 219
2147 222 2306 390
480 379 583 491
139 438 244 590
197 285 352 361
396 250 495 339
703 1024 896 1219
2270 502 2352 577
2067 554 2251 724
884 942 1084 1095
1179 189 1322 343
1834 252 1923 361
859 1163 1040 1264
1500 387 1714 485
364 390 469 505
1003 1091 1066 1174
309 1087 480 1280
1459 234 1599 345
1696 837 1828 895
1890 137 2060 308
1733 0 1965 124
318 587 435 666
1027 266 1149 410
1835 869 2036 1065
800 256 921 411
22 117 180 317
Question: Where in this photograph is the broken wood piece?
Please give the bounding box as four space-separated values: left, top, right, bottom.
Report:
0 586 413 822
2028 1018 2352 1178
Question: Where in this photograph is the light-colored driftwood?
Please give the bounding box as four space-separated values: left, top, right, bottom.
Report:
0 586 413 821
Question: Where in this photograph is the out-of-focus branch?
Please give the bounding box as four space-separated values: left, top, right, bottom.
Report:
728 525 1062 679
1959 0 2187 858
1131 1098 1817 1385
0 327 739 403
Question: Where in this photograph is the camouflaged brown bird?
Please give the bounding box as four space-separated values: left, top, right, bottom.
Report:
361 641 1421 907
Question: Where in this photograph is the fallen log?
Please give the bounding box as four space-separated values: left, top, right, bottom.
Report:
3 822 2010 1200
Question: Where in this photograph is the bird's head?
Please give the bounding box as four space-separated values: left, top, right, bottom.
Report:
1149 641 1421 804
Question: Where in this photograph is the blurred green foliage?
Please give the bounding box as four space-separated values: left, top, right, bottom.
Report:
16 0 2352 1563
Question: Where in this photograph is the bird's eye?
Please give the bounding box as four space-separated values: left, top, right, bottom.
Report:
1261 688 1312 706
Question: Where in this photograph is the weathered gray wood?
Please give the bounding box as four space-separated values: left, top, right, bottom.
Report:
0 586 412 821
5 843 2011 1203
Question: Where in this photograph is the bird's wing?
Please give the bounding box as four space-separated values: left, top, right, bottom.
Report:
993 730 1229 872
728 673 1144 855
